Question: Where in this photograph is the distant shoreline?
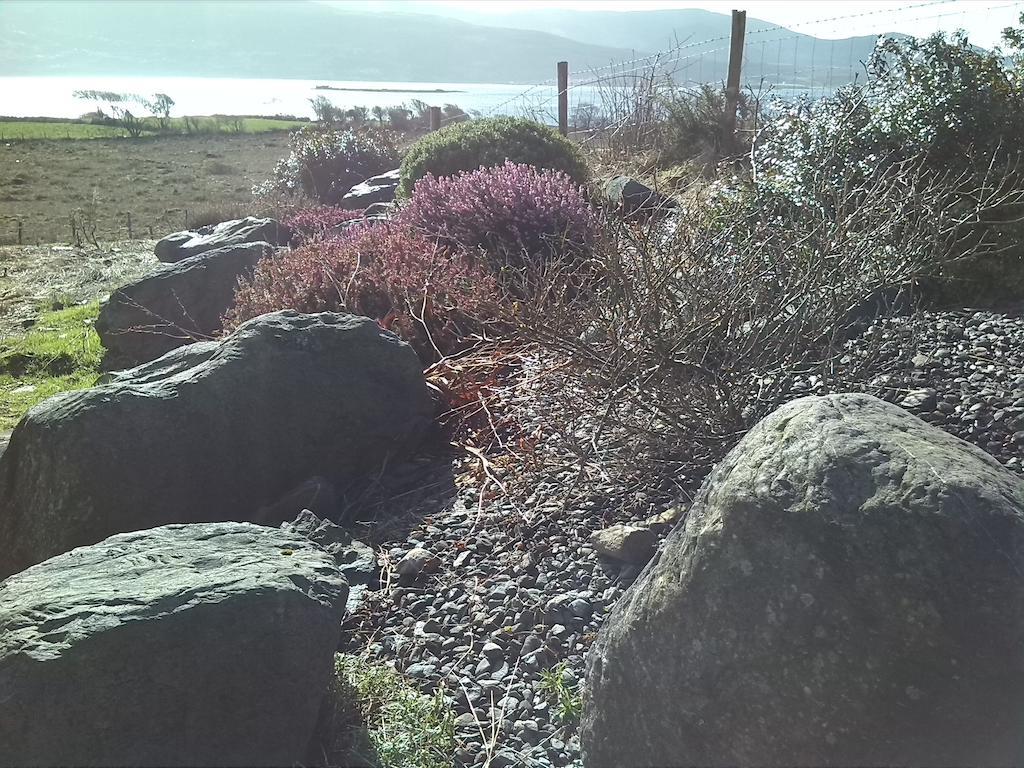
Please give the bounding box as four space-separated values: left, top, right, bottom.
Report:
314 85 464 94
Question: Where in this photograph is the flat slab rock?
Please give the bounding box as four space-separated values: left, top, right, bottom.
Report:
582 393 1024 768
341 167 400 210
155 216 289 263
0 521 348 767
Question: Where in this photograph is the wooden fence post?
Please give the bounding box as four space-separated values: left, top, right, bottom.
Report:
721 9 746 156
429 106 441 131
557 61 569 136
17 219 23 245
127 212 133 240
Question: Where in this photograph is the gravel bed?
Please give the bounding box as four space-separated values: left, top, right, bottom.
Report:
341 306 1024 767
832 308 1024 473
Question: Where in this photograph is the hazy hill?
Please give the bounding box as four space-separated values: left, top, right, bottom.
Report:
322 2 886 88
0 0 637 83
394 6 884 87
0 0 884 88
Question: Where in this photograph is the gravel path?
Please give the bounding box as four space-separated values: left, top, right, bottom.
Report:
341 306 1024 768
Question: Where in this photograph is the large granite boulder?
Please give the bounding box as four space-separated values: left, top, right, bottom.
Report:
341 168 400 210
0 311 435 578
0 522 348 767
582 393 1024 768
96 240 274 366
155 216 289 263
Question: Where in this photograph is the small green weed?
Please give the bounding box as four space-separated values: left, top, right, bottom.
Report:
314 653 456 768
539 662 582 727
0 301 103 430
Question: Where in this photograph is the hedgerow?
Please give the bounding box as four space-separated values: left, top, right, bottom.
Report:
751 32 1024 303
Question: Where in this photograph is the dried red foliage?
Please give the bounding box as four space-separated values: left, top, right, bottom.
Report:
224 222 502 365
283 206 363 245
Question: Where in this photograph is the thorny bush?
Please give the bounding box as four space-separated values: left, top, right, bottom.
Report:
514 152 1024 483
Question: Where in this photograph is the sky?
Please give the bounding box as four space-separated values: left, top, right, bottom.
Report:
339 0 1024 49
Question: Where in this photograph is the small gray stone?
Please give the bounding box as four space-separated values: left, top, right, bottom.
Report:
397 547 439 579
900 388 937 411
406 663 437 678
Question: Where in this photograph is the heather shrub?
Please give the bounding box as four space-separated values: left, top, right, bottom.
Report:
282 205 363 245
397 117 588 199
399 161 604 280
225 222 501 364
256 125 399 204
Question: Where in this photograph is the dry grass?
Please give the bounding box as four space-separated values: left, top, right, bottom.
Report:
0 241 158 337
0 132 292 245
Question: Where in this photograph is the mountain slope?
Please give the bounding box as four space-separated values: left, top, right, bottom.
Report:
320 2 884 88
0 0 640 83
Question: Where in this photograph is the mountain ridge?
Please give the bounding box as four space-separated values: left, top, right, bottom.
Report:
1 0 883 88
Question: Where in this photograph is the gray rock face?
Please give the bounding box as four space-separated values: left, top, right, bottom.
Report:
281 509 377 614
155 216 289 263
582 393 1024 768
0 522 348 767
341 168 400 210
96 240 274 366
0 311 435 578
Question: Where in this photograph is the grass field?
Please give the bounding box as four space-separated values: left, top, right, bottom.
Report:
0 131 292 244
0 301 103 431
0 116 307 140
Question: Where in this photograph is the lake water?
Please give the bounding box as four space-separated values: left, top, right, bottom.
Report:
0 76 588 121
0 75 818 122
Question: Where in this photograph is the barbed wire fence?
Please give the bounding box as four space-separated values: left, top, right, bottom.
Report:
431 0 1024 153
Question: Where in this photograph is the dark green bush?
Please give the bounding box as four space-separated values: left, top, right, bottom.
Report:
397 116 588 199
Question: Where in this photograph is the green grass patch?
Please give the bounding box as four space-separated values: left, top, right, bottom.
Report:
0 117 307 140
0 301 103 430
540 661 582 727
230 117 309 133
0 121 127 139
313 653 455 768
